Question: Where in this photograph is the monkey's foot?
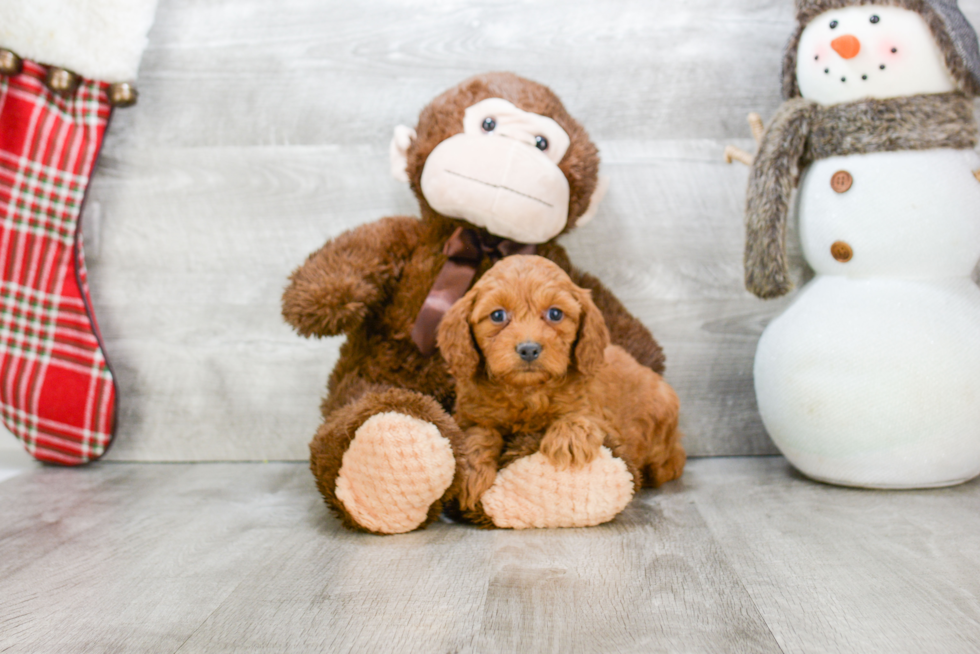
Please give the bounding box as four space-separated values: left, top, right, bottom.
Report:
335 412 455 534
480 446 634 529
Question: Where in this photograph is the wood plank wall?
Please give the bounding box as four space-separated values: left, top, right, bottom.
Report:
72 0 980 461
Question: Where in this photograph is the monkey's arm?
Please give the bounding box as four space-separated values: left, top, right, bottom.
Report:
570 270 666 375
282 216 421 337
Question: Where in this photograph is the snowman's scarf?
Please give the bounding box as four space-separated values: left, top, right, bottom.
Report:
745 92 978 299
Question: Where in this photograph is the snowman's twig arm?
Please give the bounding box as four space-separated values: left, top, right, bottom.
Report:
724 146 754 166
723 113 766 166
748 113 764 143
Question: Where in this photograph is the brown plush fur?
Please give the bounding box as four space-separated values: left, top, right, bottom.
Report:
436 256 685 526
782 0 980 99
283 73 666 531
745 91 977 299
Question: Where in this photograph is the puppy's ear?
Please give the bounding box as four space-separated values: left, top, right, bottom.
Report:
437 289 480 379
573 287 610 376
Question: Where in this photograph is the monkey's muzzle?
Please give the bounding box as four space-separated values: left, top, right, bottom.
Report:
420 133 571 244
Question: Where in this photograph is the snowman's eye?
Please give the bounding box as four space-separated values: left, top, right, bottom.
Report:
534 136 548 151
482 117 496 132
829 20 839 29
870 15 880 24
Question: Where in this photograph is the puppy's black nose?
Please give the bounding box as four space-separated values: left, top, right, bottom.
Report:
516 341 542 362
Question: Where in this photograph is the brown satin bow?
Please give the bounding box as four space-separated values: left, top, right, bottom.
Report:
411 227 536 356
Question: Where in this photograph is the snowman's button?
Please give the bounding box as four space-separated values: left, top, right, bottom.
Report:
830 170 853 193
831 241 853 262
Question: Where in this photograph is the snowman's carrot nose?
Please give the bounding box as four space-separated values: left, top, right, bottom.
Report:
831 35 861 59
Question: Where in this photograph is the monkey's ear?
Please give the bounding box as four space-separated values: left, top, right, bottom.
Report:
575 173 609 227
389 125 417 183
436 289 481 380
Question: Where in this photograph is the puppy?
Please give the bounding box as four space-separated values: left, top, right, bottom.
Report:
437 255 685 518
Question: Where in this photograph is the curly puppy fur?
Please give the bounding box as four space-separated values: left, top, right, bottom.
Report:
282 72 667 532
437 255 685 524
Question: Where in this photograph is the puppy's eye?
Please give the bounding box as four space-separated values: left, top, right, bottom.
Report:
482 117 496 132
535 135 548 151
547 307 563 322
489 309 507 323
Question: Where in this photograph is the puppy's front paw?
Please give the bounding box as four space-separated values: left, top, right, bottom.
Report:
456 425 504 512
540 416 605 469
459 467 498 511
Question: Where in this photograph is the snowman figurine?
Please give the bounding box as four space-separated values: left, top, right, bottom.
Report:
741 0 980 488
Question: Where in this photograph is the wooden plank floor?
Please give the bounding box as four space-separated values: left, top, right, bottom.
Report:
1 458 978 653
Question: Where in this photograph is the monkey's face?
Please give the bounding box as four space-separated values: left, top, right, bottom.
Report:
418 99 571 244
390 75 607 245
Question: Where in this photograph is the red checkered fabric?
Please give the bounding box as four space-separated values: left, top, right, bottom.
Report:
0 60 116 465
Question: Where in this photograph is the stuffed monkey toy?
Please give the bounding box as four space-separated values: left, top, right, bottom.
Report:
283 72 669 533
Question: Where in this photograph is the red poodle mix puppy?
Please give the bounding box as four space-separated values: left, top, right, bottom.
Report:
437 255 685 528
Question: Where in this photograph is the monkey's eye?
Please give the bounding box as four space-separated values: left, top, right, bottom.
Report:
547 307 563 322
829 19 838 28
869 14 879 23
489 309 507 324
482 117 496 132
535 135 548 151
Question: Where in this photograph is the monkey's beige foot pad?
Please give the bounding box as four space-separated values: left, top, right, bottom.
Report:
335 412 455 534
481 447 634 529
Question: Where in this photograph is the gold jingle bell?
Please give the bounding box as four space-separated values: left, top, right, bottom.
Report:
108 82 138 108
46 67 80 96
0 49 23 76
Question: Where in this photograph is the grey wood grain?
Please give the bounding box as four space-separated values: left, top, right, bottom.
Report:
176 486 781 654
109 0 795 150
688 458 980 654
468 494 780 654
0 463 320 653
0 460 782 654
67 0 980 460
3 459 979 652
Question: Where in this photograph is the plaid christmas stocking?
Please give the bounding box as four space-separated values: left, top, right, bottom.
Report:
0 61 117 464
0 0 156 464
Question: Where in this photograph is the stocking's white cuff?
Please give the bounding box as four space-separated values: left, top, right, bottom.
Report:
0 0 158 82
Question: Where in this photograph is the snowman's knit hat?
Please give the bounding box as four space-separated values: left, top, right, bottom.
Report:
783 0 980 97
